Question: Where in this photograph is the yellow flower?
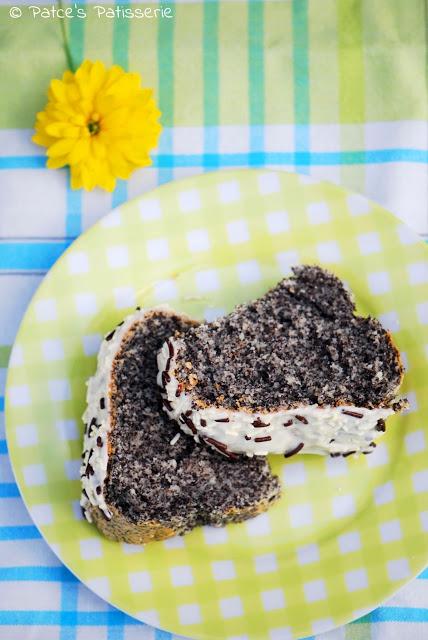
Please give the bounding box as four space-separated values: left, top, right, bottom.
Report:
33 60 162 191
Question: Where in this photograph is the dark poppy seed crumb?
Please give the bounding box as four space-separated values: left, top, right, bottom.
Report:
370 442 377 448
100 397 105 410
105 330 115 341
342 410 363 418
97 436 103 447
172 265 404 412
254 436 272 443
101 310 280 527
136 306 141 311
244 435 251 441
253 418 270 428
283 419 293 427
284 442 304 458
295 415 308 424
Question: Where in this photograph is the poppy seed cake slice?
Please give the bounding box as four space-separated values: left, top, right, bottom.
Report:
158 266 406 459
80 308 281 543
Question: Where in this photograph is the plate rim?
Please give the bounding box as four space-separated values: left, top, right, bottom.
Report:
5 167 428 640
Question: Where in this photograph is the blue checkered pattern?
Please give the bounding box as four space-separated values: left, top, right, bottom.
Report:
0 122 427 639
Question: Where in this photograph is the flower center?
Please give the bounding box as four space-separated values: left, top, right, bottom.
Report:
87 120 100 136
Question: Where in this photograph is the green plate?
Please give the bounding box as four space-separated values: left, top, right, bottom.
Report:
5 169 428 640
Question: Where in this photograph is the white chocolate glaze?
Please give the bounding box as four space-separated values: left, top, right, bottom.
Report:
80 308 151 522
157 338 396 458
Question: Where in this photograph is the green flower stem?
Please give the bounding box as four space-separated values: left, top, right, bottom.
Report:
57 0 75 72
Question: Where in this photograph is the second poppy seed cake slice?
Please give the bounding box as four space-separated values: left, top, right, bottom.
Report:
81 307 280 543
158 266 406 458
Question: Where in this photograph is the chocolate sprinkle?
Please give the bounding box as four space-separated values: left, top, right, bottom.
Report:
97 436 103 448
254 436 272 443
342 410 364 418
252 418 270 428
162 398 173 412
330 452 341 457
224 451 240 461
105 330 115 341
244 435 251 441
162 371 171 388
376 419 386 432
295 415 308 424
100 397 105 410
284 442 304 458
96 486 102 495
214 417 230 423
200 419 207 427
205 437 227 450
181 414 197 434
342 450 356 457
283 419 293 427
168 341 174 358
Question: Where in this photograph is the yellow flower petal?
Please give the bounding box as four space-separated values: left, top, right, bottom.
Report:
47 155 68 169
68 138 90 165
46 138 76 157
33 59 162 191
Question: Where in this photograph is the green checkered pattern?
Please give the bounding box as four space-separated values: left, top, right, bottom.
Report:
6 170 428 639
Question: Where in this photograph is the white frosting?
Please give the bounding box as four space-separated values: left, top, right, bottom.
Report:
80 308 150 522
157 338 395 458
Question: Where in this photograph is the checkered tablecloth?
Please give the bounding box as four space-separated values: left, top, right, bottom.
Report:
0 0 427 638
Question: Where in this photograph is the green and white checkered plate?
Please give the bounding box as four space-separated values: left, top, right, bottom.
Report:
5 170 428 640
